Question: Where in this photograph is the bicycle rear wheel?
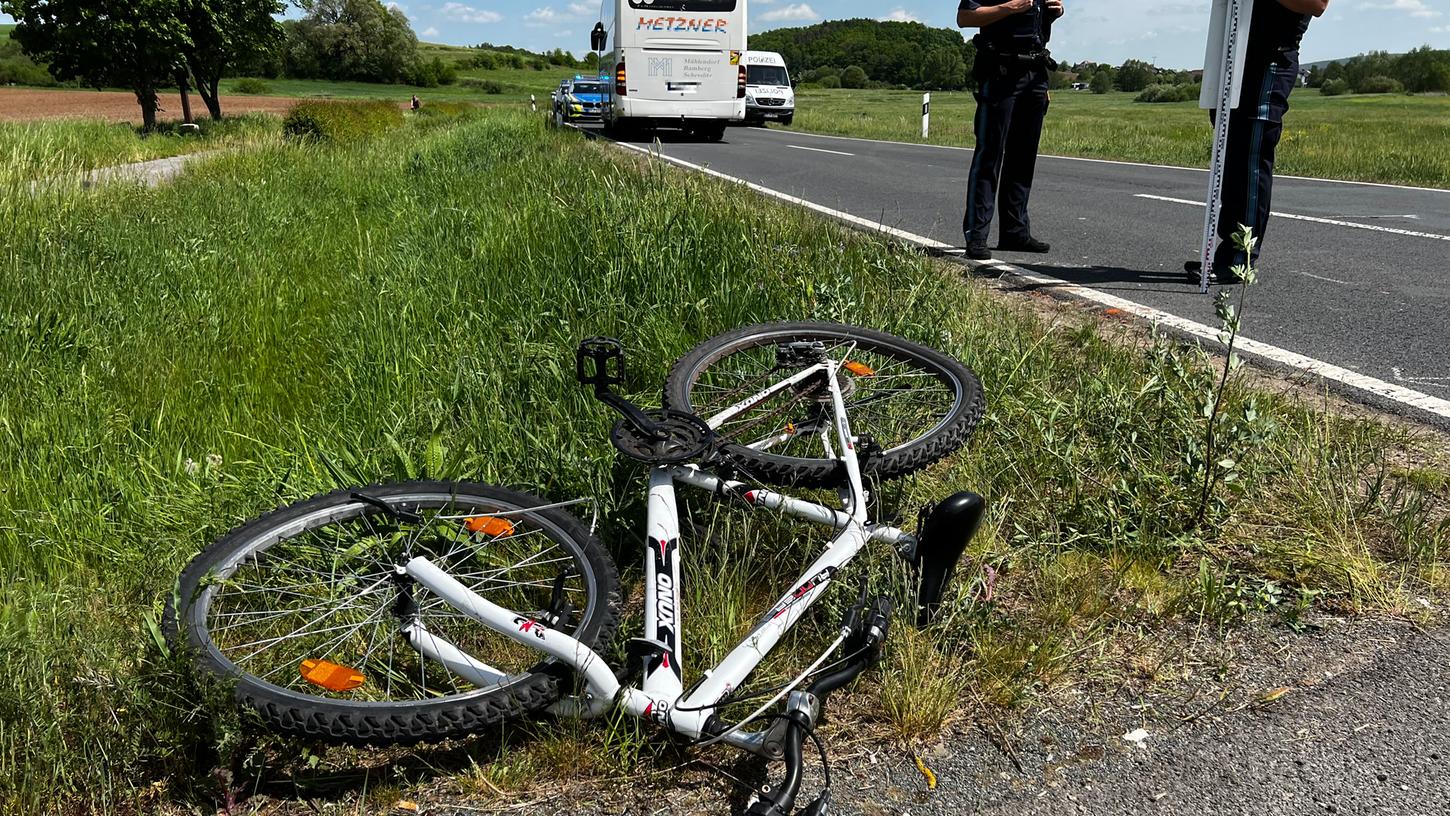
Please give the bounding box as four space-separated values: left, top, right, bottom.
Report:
166 480 620 744
664 322 984 486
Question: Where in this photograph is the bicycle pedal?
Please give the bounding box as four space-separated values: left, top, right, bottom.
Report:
576 336 626 388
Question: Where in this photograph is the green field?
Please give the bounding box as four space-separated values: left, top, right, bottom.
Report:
1 109 1446 813
787 88 1450 188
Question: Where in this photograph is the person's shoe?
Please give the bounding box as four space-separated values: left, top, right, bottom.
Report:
965 240 992 261
1183 260 1244 284
998 235 1050 253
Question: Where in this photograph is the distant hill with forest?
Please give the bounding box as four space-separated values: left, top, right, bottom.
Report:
749 19 977 91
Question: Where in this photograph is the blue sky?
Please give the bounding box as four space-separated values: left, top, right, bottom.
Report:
4 1 1449 68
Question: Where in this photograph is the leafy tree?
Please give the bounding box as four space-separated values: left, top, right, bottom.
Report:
1392 45 1450 93
1090 71 1111 94
2 0 190 128
285 0 418 83
1355 75 1402 94
920 46 965 90
179 0 285 120
840 64 868 88
1115 59 1154 92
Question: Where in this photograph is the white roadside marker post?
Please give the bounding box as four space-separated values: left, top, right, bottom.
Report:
1198 0 1255 293
922 92 931 139
531 94 537 113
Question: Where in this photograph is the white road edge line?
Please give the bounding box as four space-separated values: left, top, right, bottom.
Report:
1135 193 1450 242
785 144 855 157
606 137 1450 423
759 127 1450 195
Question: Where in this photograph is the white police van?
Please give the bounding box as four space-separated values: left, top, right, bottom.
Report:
743 51 794 126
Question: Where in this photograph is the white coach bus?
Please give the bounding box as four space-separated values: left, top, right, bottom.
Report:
590 0 746 141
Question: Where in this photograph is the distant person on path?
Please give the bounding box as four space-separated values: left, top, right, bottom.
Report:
1188 0 1329 283
958 0 1064 261
411 94 421 111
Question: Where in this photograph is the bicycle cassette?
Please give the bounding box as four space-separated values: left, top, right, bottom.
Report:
611 410 714 465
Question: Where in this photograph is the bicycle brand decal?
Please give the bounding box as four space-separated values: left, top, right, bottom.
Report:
513 616 548 639
655 572 677 629
642 699 672 724
765 565 837 622
651 538 682 678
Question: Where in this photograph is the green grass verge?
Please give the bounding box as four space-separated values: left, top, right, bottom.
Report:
0 114 281 180
785 88 1450 189
0 108 1445 812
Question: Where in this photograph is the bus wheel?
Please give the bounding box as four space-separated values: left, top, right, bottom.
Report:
702 123 726 142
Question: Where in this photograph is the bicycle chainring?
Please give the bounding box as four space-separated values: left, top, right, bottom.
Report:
610 410 714 465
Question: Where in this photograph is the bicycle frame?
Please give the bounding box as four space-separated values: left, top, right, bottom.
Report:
404 357 917 753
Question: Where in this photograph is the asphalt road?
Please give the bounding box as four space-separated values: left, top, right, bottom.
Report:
593 123 1450 425
486 617 1449 815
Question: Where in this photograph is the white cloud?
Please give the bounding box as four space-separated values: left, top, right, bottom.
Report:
526 4 593 26
567 1 595 15
1360 0 1441 17
421 25 440 37
440 2 503 23
878 8 919 23
760 3 818 22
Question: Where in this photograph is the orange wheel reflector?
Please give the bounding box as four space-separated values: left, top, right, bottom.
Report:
300 659 366 692
784 422 796 435
464 515 516 537
844 361 876 376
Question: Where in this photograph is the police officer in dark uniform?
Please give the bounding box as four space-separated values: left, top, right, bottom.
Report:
1189 0 1329 283
958 0 1064 261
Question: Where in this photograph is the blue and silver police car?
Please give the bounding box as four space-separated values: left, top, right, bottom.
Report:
558 76 608 122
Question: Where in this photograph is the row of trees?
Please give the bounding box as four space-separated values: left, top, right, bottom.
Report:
1068 60 1201 94
1307 47 1450 95
2 0 283 127
748 19 978 91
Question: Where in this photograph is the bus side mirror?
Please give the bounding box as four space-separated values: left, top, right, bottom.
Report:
590 23 607 53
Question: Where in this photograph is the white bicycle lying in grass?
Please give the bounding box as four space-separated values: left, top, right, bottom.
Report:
168 322 986 816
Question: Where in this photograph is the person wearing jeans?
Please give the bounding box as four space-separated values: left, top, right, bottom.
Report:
1189 0 1329 283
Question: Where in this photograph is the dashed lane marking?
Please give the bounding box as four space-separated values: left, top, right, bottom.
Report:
785 144 855 157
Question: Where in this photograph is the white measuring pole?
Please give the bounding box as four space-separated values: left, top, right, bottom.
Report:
1198 0 1254 293
922 92 930 139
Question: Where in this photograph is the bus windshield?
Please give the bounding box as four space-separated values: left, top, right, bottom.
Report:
746 66 788 86
628 0 737 10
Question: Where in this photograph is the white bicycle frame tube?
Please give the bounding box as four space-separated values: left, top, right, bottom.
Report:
405 357 917 747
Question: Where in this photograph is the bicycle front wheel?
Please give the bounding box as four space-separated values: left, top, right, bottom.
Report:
665 322 984 486
166 481 620 744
